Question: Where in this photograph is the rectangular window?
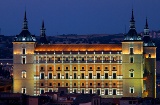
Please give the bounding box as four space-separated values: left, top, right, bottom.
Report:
66 58 68 61
22 70 26 78
22 57 26 64
74 83 76 86
98 83 100 86
81 73 84 79
58 83 60 86
40 73 44 79
97 89 100 95
82 58 84 61
66 83 68 86
149 53 151 58
97 73 100 79
49 83 52 86
74 67 76 70
66 73 68 79
58 67 60 70
57 73 60 79
82 83 84 86
58 57 60 61
22 48 26 54
130 47 133 54
41 89 44 94
82 67 84 70
90 83 92 86
41 83 44 86
113 89 116 95
74 58 76 61
48 73 52 79
105 73 108 79
105 83 108 86
113 73 116 79
105 89 108 95
22 88 26 94
130 87 134 93
89 73 92 79
66 67 68 70
130 57 134 63
74 73 77 79
130 72 134 77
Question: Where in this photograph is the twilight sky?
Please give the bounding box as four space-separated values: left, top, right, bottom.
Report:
0 0 160 36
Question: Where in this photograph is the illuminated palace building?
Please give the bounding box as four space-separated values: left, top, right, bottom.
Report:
13 10 156 98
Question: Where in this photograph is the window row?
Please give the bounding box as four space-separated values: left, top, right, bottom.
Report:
40 73 117 79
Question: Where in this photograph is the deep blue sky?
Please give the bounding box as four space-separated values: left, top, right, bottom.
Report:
0 0 160 36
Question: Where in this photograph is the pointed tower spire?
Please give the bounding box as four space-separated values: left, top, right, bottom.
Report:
144 17 149 36
40 20 46 37
130 9 135 29
23 10 28 30
39 20 48 44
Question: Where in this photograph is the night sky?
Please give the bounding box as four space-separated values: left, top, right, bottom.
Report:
0 0 160 36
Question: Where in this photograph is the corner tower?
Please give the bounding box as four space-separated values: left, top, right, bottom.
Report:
143 18 156 98
13 11 36 95
122 9 144 97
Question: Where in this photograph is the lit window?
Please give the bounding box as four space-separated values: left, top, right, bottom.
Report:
130 87 134 93
22 88 26 94
22 70 26 78
130 57 134 63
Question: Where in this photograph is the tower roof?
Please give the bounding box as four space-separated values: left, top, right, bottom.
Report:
124 9 142 41
14 11 36 42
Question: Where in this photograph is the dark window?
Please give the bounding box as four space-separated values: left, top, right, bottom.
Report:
41 73 44 79
58 67 60 70
97 89 100 95
97 57 100 61
22 48 25 54
22 58 25 64
66 67 68 70
49 67 52 70
74 67 76 70
105 83 108 86
81 73 84 79
74 58 76 61
113 67 116 70
66 73 68 79
49 73 52 79
97 67 100 69
41 83 44 86
82 89 84 94
90 67 92 70
105 89 108 95
49 90 52 92
82 83 84 86
66 83 68 86
90 83 92 86
74 89 76 93
74 83 76 86
82 58 84 61
130 57 133 63
82 67 84 70
66 58 68 61
130 47 133 54
41 67 44 70
49 83 52 86
130 72 134 77
58 57 60 61
105 67 108 70
58 83 60 86
74 73 76 79
89 73 92 79
22 88 26 94
129 101 132 104
41 90 44 94
131 88 134 93
113 89 116 95
113 73 116 79
57 73 60 79
97 73 100 79
98 83 100 86
149 53 151 58
90 89 92 94
105 73 108 79
113 83 116 86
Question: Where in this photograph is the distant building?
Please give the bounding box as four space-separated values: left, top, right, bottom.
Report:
13 10 156 98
